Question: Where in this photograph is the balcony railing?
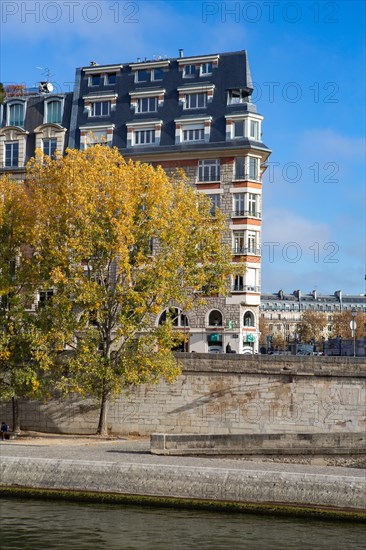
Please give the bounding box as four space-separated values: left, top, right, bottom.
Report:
232 210 261 219
232 285 260 292
197 175 221 183
232 247 261 256
234 173 261 182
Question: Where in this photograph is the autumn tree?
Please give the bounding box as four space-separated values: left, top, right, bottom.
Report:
0 177 46 431
296 310 327 344
258 316 269 347
27 146 233 435
331 310 365 339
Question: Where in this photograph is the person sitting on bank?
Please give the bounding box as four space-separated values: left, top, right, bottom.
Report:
1 421 9 440
226 343 232 353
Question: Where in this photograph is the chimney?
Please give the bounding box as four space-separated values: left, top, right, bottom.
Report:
179 49 184 58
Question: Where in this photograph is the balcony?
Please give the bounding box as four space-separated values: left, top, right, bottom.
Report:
232 210 261 219
232 285 260 293
232 247 261 256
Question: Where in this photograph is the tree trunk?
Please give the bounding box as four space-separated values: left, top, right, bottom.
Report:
12 396 20 433
96 390 110 436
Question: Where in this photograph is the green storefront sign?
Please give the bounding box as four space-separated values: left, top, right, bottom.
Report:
247 334 255 342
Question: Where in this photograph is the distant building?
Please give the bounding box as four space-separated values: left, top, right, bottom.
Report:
260 289 366 351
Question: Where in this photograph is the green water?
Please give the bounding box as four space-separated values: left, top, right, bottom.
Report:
1 498 365 549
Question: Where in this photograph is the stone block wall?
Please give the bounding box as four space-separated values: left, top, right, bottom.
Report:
0 355 365 436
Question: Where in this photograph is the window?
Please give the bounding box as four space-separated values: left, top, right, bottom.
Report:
183 64 196 78
233 275 244 291
106 73 117 85
5 142 18 167
233 193 245 216
248 193 257 216
247 231 257 253
234 120 245 138
248 157 258 180
182 127 204 142
244 311 255 327
250 120 259 140
9 103 24 126
208 310 222 326
38 290 53 307
185 93 207 109
135 129 155 145
90 75 101 86
227 90 245 105
233 231 245 254
207 194 220 215
198 159 220 182
159 308 189 328
200 62 212 76
136 69 149 82
152 68 164 81
46 100 62 124
136 97 158 113
235 157 260 181
92 101 110 117
43 138 57 157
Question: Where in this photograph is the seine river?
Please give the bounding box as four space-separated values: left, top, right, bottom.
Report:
1 498 365 549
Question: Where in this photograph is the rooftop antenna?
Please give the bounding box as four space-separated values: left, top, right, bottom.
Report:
36 66 55 82
36 66 55 93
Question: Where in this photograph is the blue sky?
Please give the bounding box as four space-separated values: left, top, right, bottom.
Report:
1 0 365 295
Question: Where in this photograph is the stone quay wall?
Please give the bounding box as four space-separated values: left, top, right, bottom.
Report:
0 355 365 436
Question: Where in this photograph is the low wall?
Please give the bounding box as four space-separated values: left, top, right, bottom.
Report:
151 432 366 455
0 355 365 436
1 456 365 513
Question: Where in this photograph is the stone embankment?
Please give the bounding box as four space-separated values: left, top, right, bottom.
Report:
0 435 365 519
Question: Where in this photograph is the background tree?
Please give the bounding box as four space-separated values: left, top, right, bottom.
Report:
0 177 45 431
28 146 233 435
331 310 365 339
0 83 5 105
296 310 327 344
258 316 269 347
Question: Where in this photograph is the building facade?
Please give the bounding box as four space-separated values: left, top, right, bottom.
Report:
260 289 366 353
0 50 271 353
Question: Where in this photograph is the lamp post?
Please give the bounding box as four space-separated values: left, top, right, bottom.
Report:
351 310 357 357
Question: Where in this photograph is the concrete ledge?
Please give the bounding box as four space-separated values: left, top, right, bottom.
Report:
1 456 365 512
150 433 366 456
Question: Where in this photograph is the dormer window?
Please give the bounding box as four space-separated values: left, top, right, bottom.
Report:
8 103 25 127
200 62 212 76
227 90 246 105
136 69 149 83
185 92 207 109
136 97 157 113
92 101 110 117
250 120 259 140
46 100 62 124
90 74 101 86
83 94 117 118
152 68 164 81
183 64 196 78
126 121 162 147
106 73 117 85
225 114 263 141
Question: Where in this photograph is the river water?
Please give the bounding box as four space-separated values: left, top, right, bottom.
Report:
1 498 365 549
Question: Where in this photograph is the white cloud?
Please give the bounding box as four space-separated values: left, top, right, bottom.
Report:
299 129 365 161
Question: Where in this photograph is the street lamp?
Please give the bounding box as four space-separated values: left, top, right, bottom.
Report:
351 309 357 357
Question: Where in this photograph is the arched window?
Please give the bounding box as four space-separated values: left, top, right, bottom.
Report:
46 100 62 124
208 310 222 326
8 103 24 126
243 311 255 327
158 308 189 328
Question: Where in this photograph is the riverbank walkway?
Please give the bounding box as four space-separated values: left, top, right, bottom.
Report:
1 433 365 519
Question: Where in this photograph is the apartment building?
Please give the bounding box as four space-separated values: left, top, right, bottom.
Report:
0 50 271 353
260 289 366 346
